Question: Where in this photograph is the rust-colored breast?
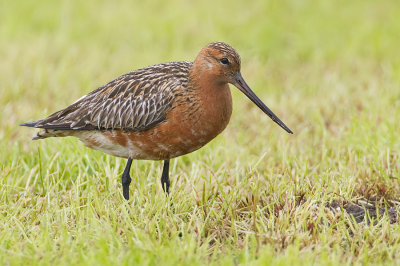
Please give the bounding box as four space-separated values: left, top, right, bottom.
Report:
127 82 232 160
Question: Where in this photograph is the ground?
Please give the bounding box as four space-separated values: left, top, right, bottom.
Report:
1 0 400 265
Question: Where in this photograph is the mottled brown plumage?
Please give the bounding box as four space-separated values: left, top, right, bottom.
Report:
21 42 292 199
31 61 192 132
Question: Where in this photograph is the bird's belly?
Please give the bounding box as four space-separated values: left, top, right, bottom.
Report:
74 126 218 160
74 131 146 159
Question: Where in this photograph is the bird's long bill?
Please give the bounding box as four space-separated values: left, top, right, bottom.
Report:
234 73 293 134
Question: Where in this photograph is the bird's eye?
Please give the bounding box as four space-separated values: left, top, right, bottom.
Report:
220 58 230 65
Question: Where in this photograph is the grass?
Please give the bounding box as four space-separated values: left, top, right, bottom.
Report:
1 0 400 264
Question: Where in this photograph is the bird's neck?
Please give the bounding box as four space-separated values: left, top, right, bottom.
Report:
188 64 233 135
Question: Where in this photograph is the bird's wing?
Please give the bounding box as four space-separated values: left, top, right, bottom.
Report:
30 62 192 131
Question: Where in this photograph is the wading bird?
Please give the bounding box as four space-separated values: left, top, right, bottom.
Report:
21 42 293 200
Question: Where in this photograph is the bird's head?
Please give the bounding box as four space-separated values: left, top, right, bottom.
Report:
194 42 293 134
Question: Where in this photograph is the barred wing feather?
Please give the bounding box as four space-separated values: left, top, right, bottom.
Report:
31 62 191 131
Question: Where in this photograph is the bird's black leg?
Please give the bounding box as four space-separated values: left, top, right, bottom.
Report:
122 158 133 200
161 160 170 194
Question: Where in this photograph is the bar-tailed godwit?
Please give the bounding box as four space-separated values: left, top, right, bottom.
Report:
21 42 292 200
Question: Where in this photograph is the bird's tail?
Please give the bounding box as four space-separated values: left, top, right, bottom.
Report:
19 120 42 128
20 120 70 140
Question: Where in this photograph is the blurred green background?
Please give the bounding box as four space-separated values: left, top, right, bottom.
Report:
1 0 400 264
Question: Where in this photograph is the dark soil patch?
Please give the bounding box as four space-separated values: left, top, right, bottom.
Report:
329 199 399 224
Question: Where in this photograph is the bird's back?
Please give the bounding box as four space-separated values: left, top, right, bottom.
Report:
21 61 193 139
